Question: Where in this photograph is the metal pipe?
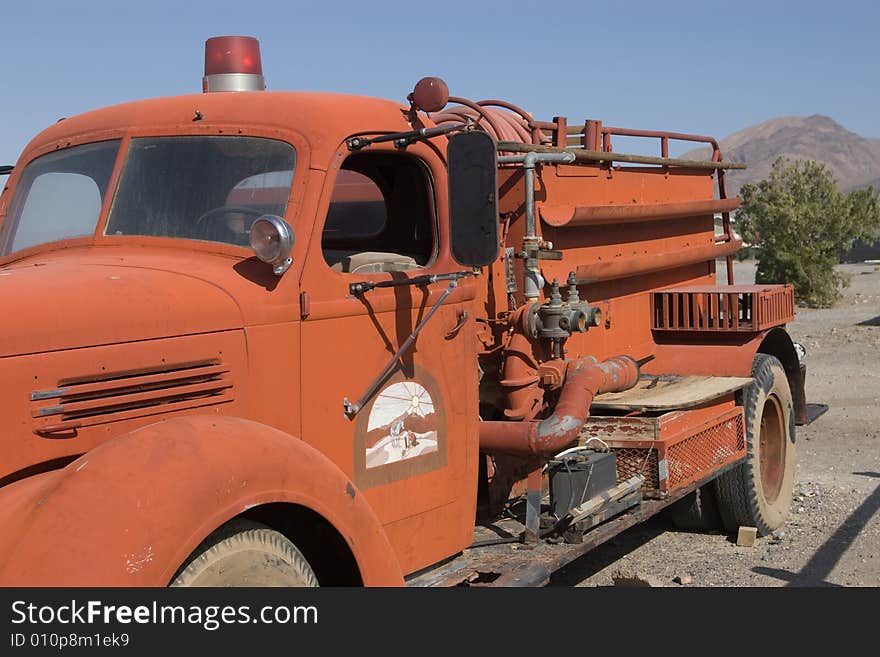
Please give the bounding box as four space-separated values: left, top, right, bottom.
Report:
525 467 543 543
600 126 721 154
500 151 575 300
539 197 742 228
496 141 747 171
501 152 574 236
717 168 736 285
479 355 640 457
497 151 576 235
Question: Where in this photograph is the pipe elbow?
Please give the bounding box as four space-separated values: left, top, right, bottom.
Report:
479 355 641 458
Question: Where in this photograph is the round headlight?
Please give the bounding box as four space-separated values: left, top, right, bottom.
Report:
249 215 294 275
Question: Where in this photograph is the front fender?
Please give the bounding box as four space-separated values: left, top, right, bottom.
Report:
0 416 404 586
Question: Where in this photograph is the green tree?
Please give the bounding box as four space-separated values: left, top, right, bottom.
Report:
735 157 880 307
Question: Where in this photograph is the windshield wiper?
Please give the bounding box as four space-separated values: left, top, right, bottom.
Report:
0 165 12 176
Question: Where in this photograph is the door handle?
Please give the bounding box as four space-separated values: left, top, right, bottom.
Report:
445 310 469 340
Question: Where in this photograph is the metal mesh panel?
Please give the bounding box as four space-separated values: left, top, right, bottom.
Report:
613 448 659 490
666 414 745 490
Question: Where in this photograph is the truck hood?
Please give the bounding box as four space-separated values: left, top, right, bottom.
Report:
0 261 243 357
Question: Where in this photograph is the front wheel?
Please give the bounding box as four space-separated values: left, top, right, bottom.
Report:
170 519 319 587
714 353 796 536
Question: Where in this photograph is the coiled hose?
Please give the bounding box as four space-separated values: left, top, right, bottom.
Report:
429 99 550 146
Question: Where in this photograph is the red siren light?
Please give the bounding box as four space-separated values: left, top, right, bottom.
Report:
203 36 266 93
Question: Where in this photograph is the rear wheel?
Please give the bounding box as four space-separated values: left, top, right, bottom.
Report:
714 354 796 536
171 519 318 587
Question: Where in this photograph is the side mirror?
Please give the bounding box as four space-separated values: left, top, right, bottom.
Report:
447 131 499 268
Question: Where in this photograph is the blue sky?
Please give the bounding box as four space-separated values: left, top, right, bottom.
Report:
1 0 877 162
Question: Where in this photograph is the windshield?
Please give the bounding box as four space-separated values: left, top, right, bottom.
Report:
0 141 120 255
106 136 296 246
0 136 297 257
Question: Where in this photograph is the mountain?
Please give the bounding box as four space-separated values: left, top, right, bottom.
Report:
681 115 880 197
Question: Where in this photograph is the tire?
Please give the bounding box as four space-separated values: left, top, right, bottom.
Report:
669 484 721 531
714 354 796 536
170 519 319 587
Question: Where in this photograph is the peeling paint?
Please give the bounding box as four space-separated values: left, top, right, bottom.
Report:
124 545 154 574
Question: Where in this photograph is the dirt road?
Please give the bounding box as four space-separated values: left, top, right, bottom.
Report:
553 261 880 587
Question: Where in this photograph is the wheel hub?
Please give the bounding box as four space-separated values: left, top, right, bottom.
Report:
759 394 786 503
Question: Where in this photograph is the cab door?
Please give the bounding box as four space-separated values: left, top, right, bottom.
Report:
298 140 479 575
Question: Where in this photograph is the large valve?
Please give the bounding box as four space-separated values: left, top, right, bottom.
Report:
527 273 602 357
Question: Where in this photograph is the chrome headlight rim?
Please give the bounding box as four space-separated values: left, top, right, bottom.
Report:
249 214 294 276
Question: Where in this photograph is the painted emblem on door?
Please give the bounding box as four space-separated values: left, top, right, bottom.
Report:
353 366 447 489
365 381 438 468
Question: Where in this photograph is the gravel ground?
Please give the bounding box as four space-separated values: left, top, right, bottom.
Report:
552 261 880 587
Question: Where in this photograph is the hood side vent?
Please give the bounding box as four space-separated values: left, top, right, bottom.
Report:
31 359 233 434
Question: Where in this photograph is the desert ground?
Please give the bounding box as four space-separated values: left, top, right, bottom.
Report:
552 260 880 587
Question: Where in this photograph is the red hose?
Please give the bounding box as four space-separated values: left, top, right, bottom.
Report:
429 105 546 145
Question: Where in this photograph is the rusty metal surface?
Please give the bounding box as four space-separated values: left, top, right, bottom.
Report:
591 375 753 411
666 413 744 491
406 460 743 587
590 403 747 495
652 284 795 332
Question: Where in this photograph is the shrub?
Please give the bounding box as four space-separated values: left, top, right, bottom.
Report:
735 158 880 307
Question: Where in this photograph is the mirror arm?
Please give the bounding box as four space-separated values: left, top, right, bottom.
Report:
343 275 468 419
349 270 473 297
347 122 468 152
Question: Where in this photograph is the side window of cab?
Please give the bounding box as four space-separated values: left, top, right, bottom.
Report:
322 152 436 274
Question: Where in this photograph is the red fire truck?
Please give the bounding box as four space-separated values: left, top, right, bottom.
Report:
0 36 807 586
